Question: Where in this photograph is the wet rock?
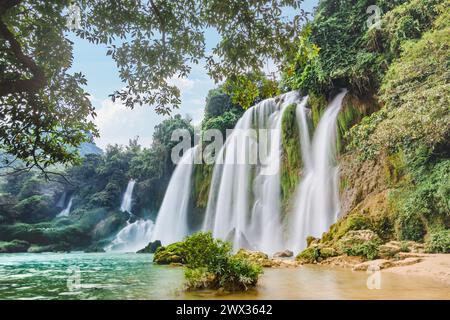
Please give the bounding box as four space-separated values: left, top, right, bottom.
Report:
225 229 255 250
352 259 393 271
137 240 162 253
306 236 319 247
273 250 293 258
405 241 425 253
319 255 365 269
378 242 402 258
391 257 422 267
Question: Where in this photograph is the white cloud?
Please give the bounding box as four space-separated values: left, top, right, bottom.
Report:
93 98 164 149
91 62 216 150
168 77 195 93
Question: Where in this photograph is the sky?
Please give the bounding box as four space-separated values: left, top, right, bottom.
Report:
69 0 318 149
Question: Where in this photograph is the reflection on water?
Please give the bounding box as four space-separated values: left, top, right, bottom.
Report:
0 253 448 300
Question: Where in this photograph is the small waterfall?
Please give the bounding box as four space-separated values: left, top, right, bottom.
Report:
151 146 198 245
106 219 154 252
107 178 155 252
203 92 303 254
120 179 136 213
57 197 73 217
56 192 67 209
290 90 347 253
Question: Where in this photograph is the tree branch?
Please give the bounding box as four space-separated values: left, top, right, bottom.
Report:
0 0 21 14
0 0 46 96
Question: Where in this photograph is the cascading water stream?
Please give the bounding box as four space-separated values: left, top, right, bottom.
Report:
57 196 73 217
120 179 136 213
107 179 155 252
289 89 347 253
151 146 198 245
202 91 303 254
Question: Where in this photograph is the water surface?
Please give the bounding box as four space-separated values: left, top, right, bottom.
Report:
0 253 448 300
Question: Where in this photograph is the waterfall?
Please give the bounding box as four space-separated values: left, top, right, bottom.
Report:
120 179 136 213
57 197 73 217
202 92 303 254
151 146 198 245
289 90 347 253
107 178 155 252
106 219 154 252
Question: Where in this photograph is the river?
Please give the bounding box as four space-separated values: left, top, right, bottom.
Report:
0 253 447 300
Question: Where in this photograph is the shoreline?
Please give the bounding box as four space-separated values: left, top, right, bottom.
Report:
269 253 450 286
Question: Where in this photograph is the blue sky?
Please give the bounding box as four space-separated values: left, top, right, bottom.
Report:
70 1 318 149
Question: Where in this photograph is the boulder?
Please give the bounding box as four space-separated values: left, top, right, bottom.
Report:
306 236 319 247
137 240 162 253
225 229 254 250
352 259 393 271
378 241 401 258
273 250 293 258
391 257 422 267
234 249 273 267
153 242 187 264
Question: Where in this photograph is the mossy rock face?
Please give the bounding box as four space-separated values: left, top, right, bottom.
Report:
137 240 162 254
280 103 302 210
0 240 30 253
234 249 272 267
153 242 187 264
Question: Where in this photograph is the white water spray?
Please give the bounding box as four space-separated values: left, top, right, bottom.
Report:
120 179 136 213
151 146 198 245
106 219 154 252
290 90 347 253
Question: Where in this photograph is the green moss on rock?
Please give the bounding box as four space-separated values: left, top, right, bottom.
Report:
281 103 302 209
153 242 187 264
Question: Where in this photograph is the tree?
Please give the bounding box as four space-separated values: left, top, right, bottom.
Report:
0 0 308 172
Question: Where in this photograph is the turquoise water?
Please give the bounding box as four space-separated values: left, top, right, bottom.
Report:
0 253 448 300
0 252 185 300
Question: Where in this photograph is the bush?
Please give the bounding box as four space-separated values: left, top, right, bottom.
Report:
395 211 426 242
426 230 450 253
182 232 262 291
337 230 382 260
0 240 30 253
